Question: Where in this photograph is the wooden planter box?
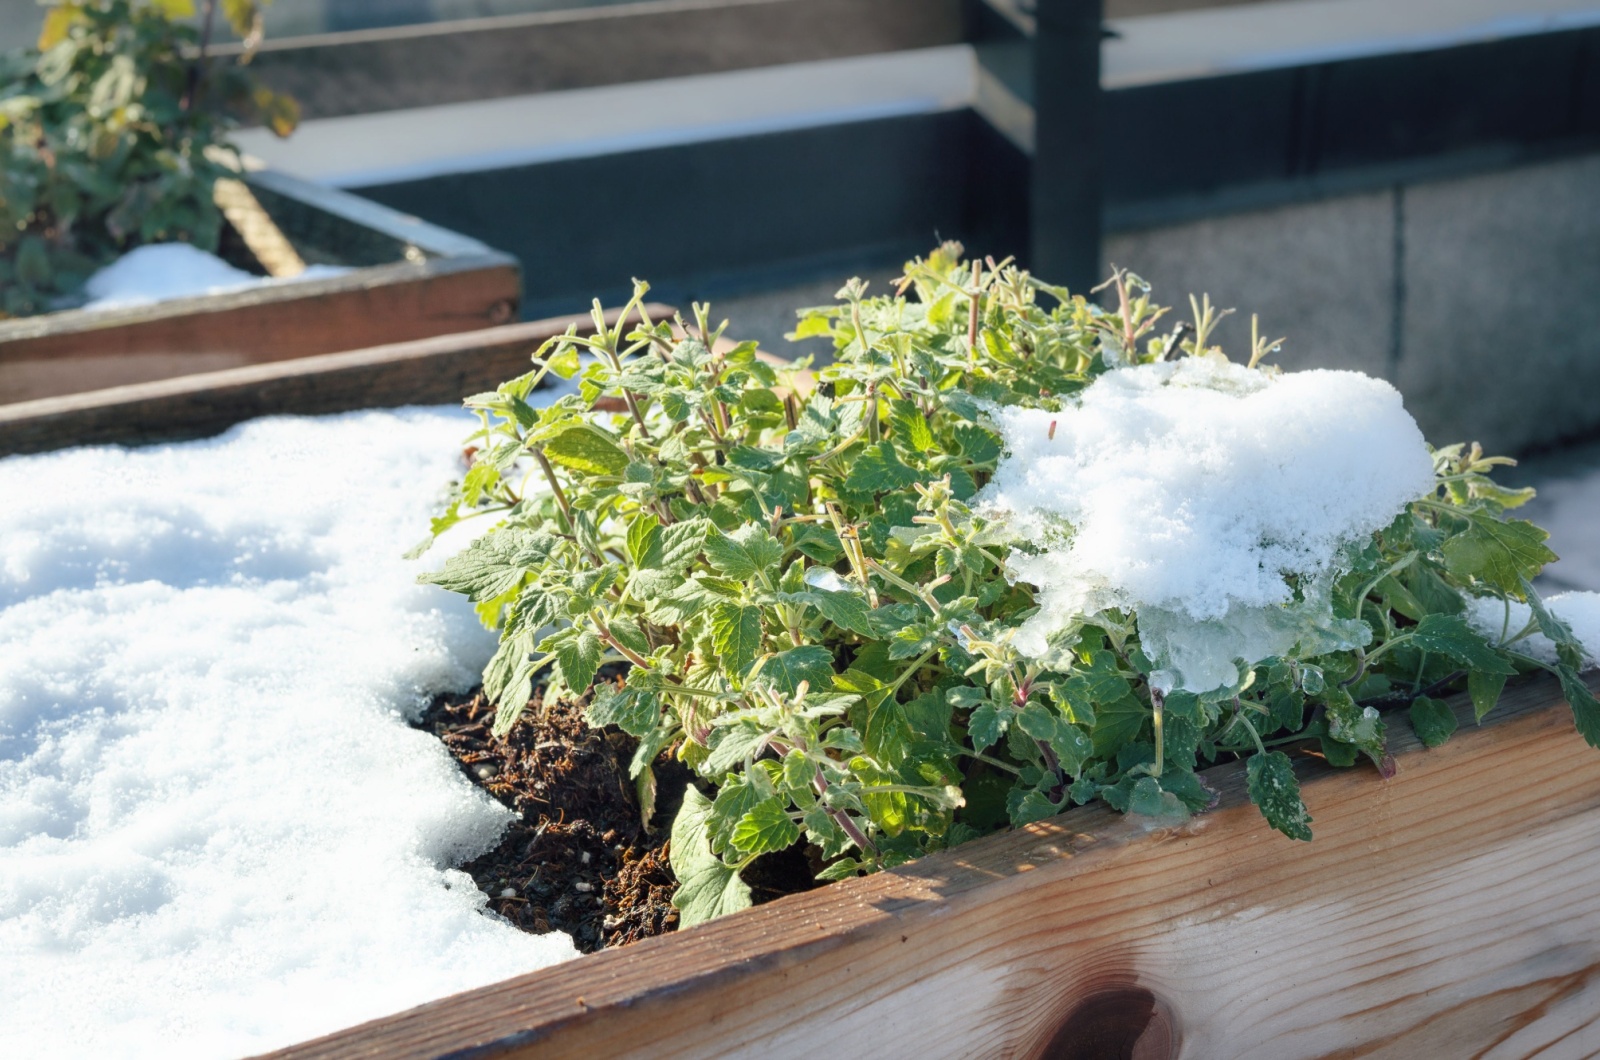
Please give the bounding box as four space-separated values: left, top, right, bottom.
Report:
0 167 519 406
10 325 1595 1056
260 673 1600 1059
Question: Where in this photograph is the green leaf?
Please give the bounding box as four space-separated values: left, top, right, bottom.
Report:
1440 510 1557 594
787 588 875 637
626 513 662 567
704 524 783 581
1407 614 1516 676
1247 751 1313 841
669 788 753 927
586 683 659 737
711 602 764 675
704 720 771 775
1015 702 1091 776
730 798 801 855
417 528 556 603
1558 667 1600 750
864 694 912 764
968 701 1009 753
1090 694 1147 758
658 518 711 572
888 399 934 454
757 645 833 696
843 441 921 495
1126 776 1187 820
1408 695 1458 748
555 629 603 693
542 424 630 476
1468 669 1507 722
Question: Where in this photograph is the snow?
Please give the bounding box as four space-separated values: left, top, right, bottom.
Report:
1468 591 1600 666
81 243 351 310
979 357 1437 693
0 407 578 1059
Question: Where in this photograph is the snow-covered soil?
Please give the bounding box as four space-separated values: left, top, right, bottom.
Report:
0 407 576 1059
81 243 351 311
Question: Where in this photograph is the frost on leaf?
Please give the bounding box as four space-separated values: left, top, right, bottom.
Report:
981 358 1436 693
1246 751 1313 841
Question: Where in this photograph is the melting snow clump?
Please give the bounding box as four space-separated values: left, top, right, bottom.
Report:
980 357 1437 693
0 408 577 1058
82 243 350 310
1467 592 1600 665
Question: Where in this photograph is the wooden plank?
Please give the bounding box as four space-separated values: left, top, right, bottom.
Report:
0 254 520 404
265 673 1600 1059
232 0 964 122
0 306 672 455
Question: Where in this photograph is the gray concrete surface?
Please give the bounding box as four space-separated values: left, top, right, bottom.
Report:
1104 189 1396 382
1108 150 1600 455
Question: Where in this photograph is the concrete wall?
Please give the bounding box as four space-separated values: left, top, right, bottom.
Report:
1105 150 1600 455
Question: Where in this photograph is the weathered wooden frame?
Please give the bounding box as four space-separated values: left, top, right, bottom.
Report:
0 306 670 457
264 673 1600 1059
0 167 520 406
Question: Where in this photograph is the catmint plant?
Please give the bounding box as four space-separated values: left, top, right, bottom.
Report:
417 244 1599 926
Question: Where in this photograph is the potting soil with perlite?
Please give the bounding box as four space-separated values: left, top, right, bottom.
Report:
0 407 576 1059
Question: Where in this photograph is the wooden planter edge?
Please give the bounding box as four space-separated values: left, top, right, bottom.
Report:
0 305 673 455
265 671 1600 1059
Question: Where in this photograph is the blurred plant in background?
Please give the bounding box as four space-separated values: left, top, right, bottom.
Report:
0 0 298 317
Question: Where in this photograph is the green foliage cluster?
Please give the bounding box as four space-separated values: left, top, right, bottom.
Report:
0 0 296 316
416 245 1598 927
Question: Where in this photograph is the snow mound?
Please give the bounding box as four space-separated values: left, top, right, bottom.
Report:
0 408 577 1059
1467 591 1600 666
980 357 1436 693
82 243 350 310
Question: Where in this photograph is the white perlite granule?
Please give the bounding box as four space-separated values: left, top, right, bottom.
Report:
980 357 1437 693
0 408 578 1059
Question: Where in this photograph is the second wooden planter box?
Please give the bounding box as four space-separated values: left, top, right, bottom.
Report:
0 167 519 406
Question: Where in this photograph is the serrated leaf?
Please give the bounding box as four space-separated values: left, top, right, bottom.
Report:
864 694 912 764
627 513 662 567
1408 613 1517 676
968 701 1008 753
1440 510 1557 594
1126 776 1188 820
1408 695 1457 748
1015 702 1091 776
669 787 752 927
1468 669 1507 722
555 629 603 693
542 424 629 476
843 441 922 494
711 602 764 675
1558 666 1600 750
730 798 800 855
888 399 934 454
794 588 875 637
418 529 556 602
758 645 833 696
1247 751 1312 841
704 524 782 581
586 683 659 737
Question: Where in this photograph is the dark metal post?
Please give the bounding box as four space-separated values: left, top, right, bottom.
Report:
1030 0 1103 293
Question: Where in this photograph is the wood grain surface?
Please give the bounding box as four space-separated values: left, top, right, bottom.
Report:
0 306 671 455
263 674 1600 1060
0 254 520 404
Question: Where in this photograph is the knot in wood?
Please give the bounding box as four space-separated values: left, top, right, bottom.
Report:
1038 986 1177 1060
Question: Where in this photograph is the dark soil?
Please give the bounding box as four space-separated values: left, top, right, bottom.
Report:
417 684 818 952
